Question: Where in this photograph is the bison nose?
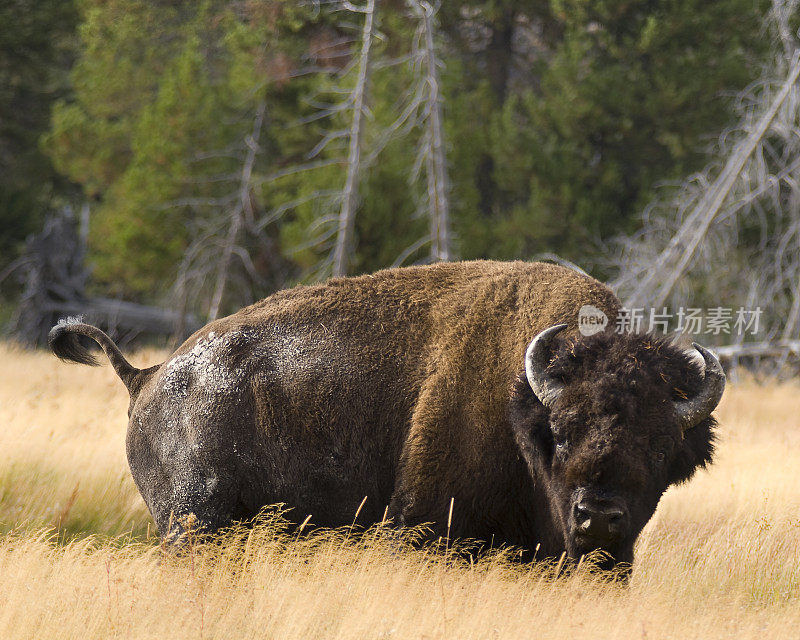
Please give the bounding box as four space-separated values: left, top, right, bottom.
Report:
574 500 627 541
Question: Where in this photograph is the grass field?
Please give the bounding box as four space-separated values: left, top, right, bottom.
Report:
1 341 799 639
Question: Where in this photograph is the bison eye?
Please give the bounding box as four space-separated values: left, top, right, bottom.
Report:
651 436 673 465
554 439 569 459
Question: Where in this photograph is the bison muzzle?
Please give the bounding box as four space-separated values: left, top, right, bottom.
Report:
48 261 724 572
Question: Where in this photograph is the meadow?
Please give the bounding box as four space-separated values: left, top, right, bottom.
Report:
0 341 798 639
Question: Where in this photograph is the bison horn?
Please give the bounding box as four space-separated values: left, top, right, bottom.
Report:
525 324 568 408
674 343 726 431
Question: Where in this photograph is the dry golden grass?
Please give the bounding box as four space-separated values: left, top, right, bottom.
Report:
1 341 799 639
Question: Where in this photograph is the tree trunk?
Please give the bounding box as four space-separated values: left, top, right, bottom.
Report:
332 0 376 277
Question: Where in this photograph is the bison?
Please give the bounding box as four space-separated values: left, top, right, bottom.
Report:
49 261 724 571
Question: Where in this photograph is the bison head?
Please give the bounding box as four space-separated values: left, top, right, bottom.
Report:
509 325 724 572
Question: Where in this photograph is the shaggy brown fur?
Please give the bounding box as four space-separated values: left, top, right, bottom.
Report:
49 260 719 569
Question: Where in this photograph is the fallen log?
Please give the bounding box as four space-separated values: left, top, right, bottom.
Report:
714 340 800 359
6 206 199 347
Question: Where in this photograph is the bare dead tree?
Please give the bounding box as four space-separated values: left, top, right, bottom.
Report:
382 0 454 267
620 50 800 310
7 206 89 345
331 0 376 277
607 2 800 376
4 206 198 346
285 1 454 276
170 101 294 328
169 1 379 305
410 0 451 262
171 0 448 297
207 101 266 321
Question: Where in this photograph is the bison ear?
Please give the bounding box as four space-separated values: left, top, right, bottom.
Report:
509 374 553 456
667 416 716 485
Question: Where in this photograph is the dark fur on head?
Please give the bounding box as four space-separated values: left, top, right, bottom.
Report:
509 330 717 569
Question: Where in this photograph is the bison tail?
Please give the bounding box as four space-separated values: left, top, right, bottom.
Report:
48 317 149 396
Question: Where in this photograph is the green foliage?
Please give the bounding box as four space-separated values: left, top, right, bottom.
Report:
45 1 240 294
486 0 771 267
0 0 78 273
35 0 774 302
